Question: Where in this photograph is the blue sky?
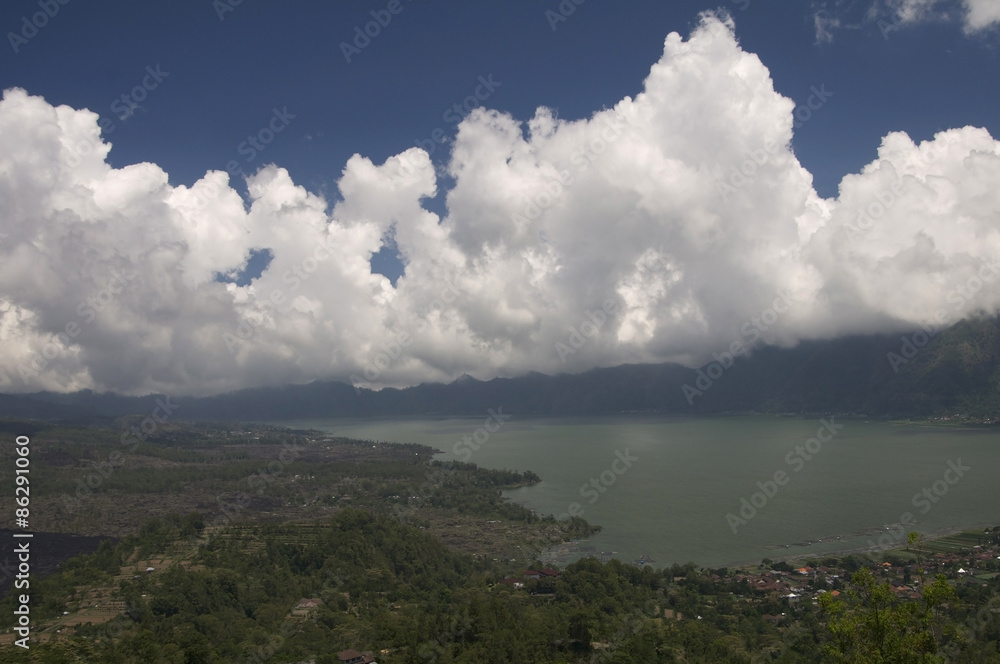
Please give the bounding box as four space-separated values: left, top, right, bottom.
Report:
5 0 996 197
1 0 999 395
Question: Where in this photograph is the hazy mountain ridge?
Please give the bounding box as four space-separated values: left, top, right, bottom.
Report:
5 315 1000 422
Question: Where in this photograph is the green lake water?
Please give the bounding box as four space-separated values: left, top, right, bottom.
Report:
276 415 999 569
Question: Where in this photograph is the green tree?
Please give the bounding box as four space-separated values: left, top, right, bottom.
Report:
820 567 956 663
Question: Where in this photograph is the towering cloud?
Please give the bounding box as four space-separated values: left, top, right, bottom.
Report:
1 12 999 396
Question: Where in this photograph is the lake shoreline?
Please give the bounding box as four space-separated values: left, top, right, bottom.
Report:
281 415 1000 572
722 521 999 571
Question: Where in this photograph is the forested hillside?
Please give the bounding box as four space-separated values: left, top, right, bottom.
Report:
2 509 999 662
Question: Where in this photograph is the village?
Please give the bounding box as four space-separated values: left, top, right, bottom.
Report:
733 533 1000 606
496 527 1000 616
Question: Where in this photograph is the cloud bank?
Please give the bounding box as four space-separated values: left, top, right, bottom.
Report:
2 13 1000 396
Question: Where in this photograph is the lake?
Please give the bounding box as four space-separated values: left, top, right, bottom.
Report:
275 415 999 569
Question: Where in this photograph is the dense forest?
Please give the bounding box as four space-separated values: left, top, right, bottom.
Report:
1 509 999 662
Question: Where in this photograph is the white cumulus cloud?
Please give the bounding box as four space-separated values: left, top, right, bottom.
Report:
1 12 999 396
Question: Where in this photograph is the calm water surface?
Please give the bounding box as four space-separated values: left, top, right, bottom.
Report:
276 415 999 568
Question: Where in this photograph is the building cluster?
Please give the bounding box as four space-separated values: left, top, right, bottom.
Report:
729 540 1000 607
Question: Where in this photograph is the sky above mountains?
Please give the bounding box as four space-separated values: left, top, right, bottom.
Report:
1 0 999 396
